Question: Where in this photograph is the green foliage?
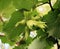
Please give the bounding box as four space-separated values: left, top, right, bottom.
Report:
38 0 48 3
13 0 38 10
3 11 25 42
53 0 60 9
0 0 60 49
28 37 53 49
0 0 11 12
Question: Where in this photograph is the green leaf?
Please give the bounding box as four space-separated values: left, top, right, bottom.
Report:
0 36 15 45
51 0 57 6
0 0 11 12
43 10 57 25
31 10 40 20
53 0 60 9
48 15 60 38
25 36 33 46
3 11 24 31
43 10 60 38
38 0 48 3
0 36 8 43
3 11 25 41
36 4 51 16
13 0 38 10
37 29 48 37
2 3 16 18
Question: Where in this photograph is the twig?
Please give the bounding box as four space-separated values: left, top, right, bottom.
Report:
48 0 54 11
0 16 4 23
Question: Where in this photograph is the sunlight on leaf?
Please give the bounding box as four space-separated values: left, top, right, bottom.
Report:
36 4 51 16
51 0 57 6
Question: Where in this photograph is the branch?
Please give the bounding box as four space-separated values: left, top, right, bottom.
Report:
47 36 60 49
48 0 54 11
33 2 48 9
0 16 5 23
56 39 60 49
36 2 48 7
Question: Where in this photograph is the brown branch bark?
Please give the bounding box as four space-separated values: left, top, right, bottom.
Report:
0 16 4 23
